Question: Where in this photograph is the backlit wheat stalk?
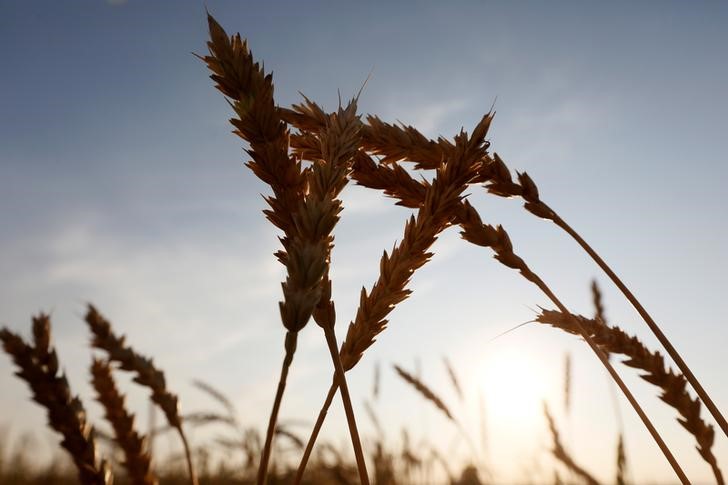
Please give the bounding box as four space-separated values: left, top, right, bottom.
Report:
201 13 370 483
85 305 197 485
543 403 600 485
393 364 455 421
200 15 309 483
443 356 465 403
483 152 728 440
90 358 157 485
536 309 724 484
1 315 112 485
343 128 687 482
293 113 493 483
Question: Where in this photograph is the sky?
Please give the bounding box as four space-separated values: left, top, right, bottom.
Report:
1 1 727 483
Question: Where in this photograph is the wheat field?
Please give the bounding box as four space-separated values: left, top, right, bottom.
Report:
1 3 727 485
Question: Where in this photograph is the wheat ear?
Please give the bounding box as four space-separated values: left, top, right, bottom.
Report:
393 364 454 421
536 309 723 484
293 114 493 484
84 305 196 485
458 202 687 484
350 116 726 444
393 364 478 464
1 315 111 485
616 433 628 485
201 14 325 484
344 133 687 482
345 141 687 481
91 358 157 485
442 356 465 403
291 96 371 483
483 153 728 440
543 403 600 485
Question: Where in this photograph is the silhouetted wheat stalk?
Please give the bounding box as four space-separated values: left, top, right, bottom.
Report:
293 113 493 484
537 309 724 484
483 153 728 440
90 358 157 485
200 15 309 484
341 128 687 482
442 356 464 403
1 315 111 485
393 364 454 421
616 433 628 485
201 14 369 484
85 305 197 485
543 403 600 485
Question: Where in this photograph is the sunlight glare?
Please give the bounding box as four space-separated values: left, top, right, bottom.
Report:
479 345 551 431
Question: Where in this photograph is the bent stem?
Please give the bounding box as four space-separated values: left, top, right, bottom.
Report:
529 273 689 485
295 382 337 485
257 331 297 485
323 327 370 485
551 211 728 439
178 429 198 485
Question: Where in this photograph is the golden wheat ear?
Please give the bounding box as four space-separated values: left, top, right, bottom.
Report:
1 315 112 485
91 357 157 485
84 305 197 485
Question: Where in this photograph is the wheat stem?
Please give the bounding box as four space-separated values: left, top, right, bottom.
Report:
551 210 728 439
324 327 369 485
294 381 337 485
527 271 688 484
257 331 296 485
485 155 728 439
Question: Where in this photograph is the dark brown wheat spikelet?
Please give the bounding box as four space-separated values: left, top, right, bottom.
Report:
536 309 724 484
0 315 111 485
202 14 316 335
91 358 157 485
84 305 197 485
616 433 628 485
85 306 182 430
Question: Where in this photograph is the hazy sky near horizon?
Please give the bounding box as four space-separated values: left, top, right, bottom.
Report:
1 1 727 482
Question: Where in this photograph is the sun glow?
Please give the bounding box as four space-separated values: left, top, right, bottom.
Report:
479 345 552 430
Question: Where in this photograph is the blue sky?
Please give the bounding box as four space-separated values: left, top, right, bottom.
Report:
1 1 727 482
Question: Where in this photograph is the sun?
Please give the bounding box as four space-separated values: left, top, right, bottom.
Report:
479 345 552 431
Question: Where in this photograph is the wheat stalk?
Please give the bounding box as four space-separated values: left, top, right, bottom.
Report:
293 114 492 483
202 16 374 483
90 358 157 485
84 305 196 485
291 96 373 484
543 403 600 485
1 315 112 485
340 125 692 482
442 356 464 403
536 309 724 484
201 14 349 484
458 201 687 483
616 433 628 485
347 115 726 454
482 153 728 440
341 146 687 482
393 364 454 421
